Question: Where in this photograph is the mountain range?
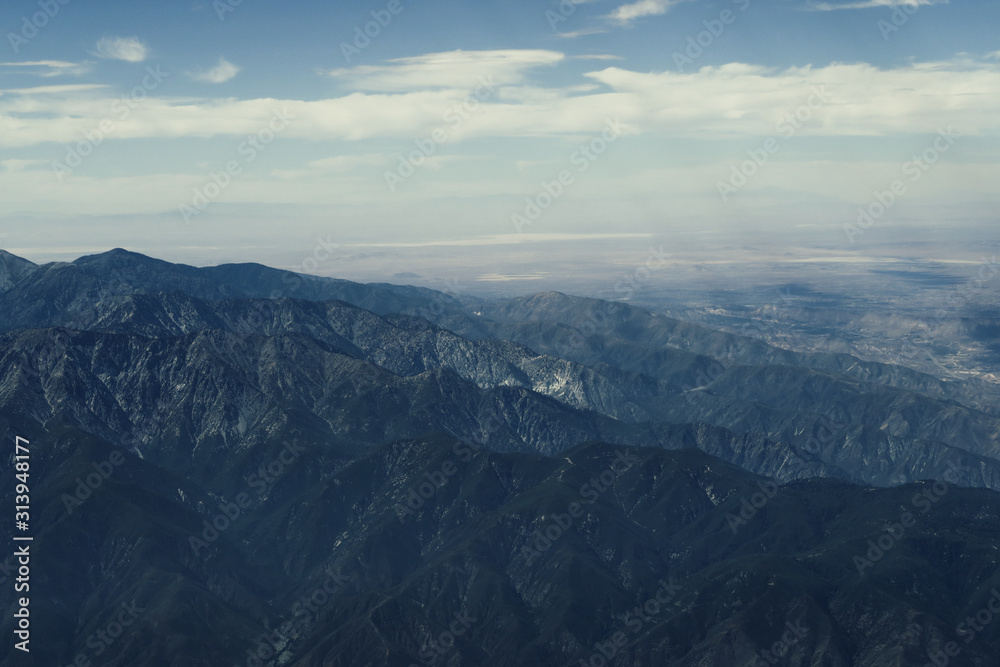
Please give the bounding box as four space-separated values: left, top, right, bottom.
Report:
1 248 998 666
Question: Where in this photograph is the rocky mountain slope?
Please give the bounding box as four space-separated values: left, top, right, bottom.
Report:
3 430 1000 666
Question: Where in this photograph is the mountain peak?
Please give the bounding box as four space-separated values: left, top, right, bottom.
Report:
0 248 36 265
75 248 167 265
0 248 38 292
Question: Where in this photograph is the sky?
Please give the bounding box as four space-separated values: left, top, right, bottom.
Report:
0 0 998 280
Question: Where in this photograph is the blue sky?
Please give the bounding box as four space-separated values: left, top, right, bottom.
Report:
0 0 998 273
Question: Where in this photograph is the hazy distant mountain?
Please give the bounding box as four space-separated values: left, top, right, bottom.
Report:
1 249 997 491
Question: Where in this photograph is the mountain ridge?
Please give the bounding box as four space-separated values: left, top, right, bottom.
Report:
2 248 999 664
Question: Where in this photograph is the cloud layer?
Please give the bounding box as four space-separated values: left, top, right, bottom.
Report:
2 53 998 149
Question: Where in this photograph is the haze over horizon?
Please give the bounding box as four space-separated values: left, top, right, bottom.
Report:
1 0 998 280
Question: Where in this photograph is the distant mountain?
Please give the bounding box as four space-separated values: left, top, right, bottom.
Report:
0 249 996 491
0 248 471 332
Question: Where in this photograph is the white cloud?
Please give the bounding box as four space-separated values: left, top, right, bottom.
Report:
190 57 240 84
93 36 149 62
328 49 564 91
606 0 684 25
581 59 1000 137
811 0 944 10
0 60 92 77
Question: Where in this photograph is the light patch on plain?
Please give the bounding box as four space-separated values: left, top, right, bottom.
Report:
344 233 652 248
476 273 550 282
784 256 914 264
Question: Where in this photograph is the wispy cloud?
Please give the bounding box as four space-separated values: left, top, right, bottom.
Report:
328 49 564 92
0 60 91 77
93 36 149 62
811 0 944 10
606 0 684 25
189 57 240 83
0 83 107 95
556 28 609 38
